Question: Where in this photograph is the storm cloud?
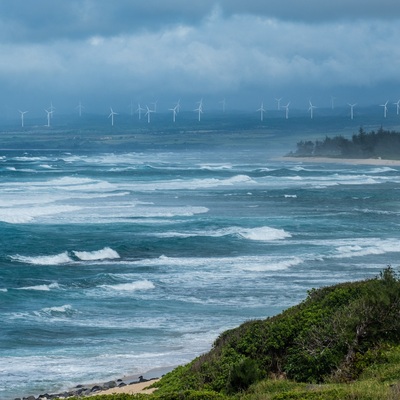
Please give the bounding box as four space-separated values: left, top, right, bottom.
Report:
0 1 399 115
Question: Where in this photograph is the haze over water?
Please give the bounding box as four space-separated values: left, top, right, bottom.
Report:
1 111 400 399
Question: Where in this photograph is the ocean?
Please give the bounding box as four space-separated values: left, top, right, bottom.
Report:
1 124 400 399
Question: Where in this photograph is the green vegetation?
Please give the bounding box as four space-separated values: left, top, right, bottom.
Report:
289 127 400 159
65 267 400 400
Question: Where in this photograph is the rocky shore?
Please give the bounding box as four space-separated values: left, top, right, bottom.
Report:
16 375 158 400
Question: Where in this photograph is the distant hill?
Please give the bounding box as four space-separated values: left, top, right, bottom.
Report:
288 127 400 160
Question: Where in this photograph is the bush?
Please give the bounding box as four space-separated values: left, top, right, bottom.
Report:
226 358 262 393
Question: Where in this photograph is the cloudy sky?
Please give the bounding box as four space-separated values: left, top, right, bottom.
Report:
1 0 400 115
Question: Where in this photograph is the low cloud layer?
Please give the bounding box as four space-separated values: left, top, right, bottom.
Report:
0 1 399 115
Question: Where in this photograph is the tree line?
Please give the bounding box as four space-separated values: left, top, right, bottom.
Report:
289 127 400 159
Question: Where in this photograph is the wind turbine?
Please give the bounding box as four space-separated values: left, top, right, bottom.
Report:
176 99 181 113
308 100 316 119
282 102 290 119
19 110 28 127
48 101 55 118
45 109 53 127
169 104 178 122
194 99 203 122
136 103 145 120
275 97 282 110
380 101 388 118
76 101 84 117
257 101 265 121
348 103 357 120
145 105 154 123
394 100 400 115
108 107 118 126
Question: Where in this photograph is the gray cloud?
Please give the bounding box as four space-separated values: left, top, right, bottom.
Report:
0 1 399 115
1 1 400 44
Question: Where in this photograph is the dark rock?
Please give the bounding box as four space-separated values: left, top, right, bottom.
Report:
118 382 127 387
91 385 102 392
24 396 36 400
103 380 117 389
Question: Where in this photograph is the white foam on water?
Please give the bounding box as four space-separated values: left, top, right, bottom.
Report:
73 247 120 261
332 239 400 259
17 282 60 291
369 166 397 173
10 252 73 265
154 226 290 241
0 205 82 224
33 304 79 319
100 280 155 292
237 226 291 241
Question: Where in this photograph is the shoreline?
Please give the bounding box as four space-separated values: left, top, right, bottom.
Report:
22 366 175 400
279 156 400 166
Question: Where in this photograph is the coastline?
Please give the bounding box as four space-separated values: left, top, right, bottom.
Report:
279 156 400 166
22 366 175 400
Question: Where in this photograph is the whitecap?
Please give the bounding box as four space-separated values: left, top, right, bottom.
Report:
10 252 73 265
73 247 120 261
237 226 291 241
369 167 397 173
0 205 82 224
18 282 60 291
35 304 78 318
100 280 155 292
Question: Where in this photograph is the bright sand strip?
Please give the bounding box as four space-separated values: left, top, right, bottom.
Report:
90 379 160 396
281 156 400 166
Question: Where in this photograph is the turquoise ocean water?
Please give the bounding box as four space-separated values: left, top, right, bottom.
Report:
1 128 400 398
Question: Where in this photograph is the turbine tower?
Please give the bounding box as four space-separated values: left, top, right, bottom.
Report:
145 105 154 123
169 104 178 122
136 103 145 120
108 107 118 126
308 101 316 119
76 101 84 117
348 103 357 120
257 101 265 121
194 99 203 122
275 97 282 110
394 100 400 115
282 102 290 119
19 110 28 127
151 100 158 113
380 101 388 118
45 109 53 127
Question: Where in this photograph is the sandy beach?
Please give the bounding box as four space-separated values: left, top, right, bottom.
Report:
280 156 400 166
91 379 159 396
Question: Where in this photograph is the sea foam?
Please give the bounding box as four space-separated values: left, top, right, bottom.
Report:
100 280 155 292
73 247 120 261
10 252 73 265
18 283 60 291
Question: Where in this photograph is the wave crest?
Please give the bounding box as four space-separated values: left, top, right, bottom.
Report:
10 252 73 265
73 247 120 261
